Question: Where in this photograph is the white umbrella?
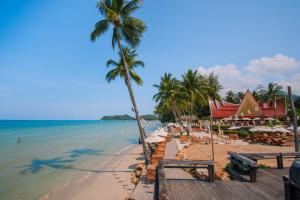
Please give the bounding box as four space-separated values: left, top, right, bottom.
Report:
253 117 261 120
242 117 251 120
145 135 165 143
228 126 241 130
287 126 300 130
272 126 290 133
265 117 274 121
249 126 273 132
157 129 168 137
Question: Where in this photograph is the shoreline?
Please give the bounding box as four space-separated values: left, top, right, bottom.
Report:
40 143 143 200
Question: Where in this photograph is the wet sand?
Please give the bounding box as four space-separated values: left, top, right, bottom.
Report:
41 144 144 200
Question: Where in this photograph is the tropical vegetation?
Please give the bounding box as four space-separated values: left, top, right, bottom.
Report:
153 69 221 132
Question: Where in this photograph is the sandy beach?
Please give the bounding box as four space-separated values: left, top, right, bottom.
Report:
186 143 294 180
41 144 144 200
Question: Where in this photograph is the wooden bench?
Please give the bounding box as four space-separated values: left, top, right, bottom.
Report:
228 152 258 182
228 152 300 182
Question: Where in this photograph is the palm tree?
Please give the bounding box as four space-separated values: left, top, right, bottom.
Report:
265 82 283 105
205 72 222 100
153 73 183 122
90 0 148 163
224 90 239 104
106 47 144 85
181 69 208 134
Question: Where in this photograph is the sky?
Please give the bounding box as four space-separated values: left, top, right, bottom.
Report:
0 0 300 120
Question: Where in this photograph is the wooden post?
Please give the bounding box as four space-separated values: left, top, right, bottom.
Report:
276 153 283 169
250 167 257 182
287 86 299 152
208 165 215 182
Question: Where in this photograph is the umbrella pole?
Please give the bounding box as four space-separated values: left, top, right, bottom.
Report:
210 117 215 161
288 86 299 152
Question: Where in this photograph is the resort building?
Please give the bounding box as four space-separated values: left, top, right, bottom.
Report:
209 90 287 119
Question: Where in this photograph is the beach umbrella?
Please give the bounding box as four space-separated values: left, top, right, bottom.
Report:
287 126 300 131
145 135 165 143
157 129 168 137
272 126 290 133
253 117 261 120
265 117 274 121
242 117 251 120
228 126 241 130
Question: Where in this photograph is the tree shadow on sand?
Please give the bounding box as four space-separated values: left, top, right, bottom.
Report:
67 148 104 158
18 157 76 175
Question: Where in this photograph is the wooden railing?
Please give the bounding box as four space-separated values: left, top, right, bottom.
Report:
228 152 300 182
154 159 215 200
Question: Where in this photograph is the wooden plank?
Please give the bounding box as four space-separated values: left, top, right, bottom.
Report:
158 168 288 200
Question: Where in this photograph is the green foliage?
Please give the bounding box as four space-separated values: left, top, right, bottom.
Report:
238 130 249 138
224 163 231 174
91 0 147 48
224 90 240 104
212 125 231 131
258 164 270 169
101 114 135 120
295 97 300 109
153 70 222 122
106 48 144 85
223 130 239 135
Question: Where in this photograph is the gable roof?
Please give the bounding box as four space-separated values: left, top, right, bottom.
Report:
236 90 263 116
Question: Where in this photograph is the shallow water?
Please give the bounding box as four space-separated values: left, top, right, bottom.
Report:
0 120 159 200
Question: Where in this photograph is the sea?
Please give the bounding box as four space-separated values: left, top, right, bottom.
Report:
0 120 160 200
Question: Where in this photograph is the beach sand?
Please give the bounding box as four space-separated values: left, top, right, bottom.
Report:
185 143 294 180
41 144 144 200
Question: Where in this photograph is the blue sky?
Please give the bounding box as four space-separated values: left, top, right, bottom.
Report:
0 0 300 119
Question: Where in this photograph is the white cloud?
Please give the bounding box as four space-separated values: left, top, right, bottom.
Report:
245 54 299 76
196 54 300 95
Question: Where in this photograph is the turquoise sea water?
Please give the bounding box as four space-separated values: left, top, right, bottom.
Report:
0 120 159 200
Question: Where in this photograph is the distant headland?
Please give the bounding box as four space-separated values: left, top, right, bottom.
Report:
101 114 158 121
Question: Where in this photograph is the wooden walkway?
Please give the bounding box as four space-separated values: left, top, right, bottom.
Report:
161 168 288 200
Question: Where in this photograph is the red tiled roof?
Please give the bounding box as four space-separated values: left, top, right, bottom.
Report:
209 99 286 119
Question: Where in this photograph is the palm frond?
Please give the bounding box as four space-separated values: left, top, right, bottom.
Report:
129 70 143 85
121 0 141 16
106 59 118 67
90 19 109 41
112 27 120 49
105 68 121 82
121 17 146 47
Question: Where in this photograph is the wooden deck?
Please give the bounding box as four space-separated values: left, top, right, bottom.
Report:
166 169 288 200
161 168 288 200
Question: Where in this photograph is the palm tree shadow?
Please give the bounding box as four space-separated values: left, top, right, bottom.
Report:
67 148 104 158
18 157 76 175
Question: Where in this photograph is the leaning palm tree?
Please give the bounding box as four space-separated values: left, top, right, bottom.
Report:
90 0 148 163
106 47 144 85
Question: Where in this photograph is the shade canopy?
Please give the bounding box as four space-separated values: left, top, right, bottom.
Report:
145 135 165 143
228 126 241 130
250 126 290 133
150 129 168 137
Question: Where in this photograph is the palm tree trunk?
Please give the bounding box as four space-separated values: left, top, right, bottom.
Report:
116 38 150 165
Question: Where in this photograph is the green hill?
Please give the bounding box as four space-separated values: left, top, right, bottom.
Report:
101 114 135 120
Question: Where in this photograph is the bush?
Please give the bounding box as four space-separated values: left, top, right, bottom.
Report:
212 125 231 131
238 130 249 138
223 130 238 135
